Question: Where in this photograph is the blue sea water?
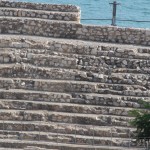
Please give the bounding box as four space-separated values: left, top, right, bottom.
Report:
19 0 150 29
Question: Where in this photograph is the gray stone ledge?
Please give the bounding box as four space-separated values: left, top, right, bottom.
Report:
0 1 80 12
0 17 149 46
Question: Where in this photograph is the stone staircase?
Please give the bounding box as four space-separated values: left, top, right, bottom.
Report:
0 1 80 22
0 1 149 150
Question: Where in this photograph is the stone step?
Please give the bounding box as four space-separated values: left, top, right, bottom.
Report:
0 78 97 93
4 35 150 57
0 16 78 37
138 48 150 54
0 8 79 22
0 120 135 138
0 34 150 60
0 36 150 60
77 65 150 75
0 59 150 86
26 149 58 150
0 63 148 90
0 48 150 70
0 139 141 150
0 52 78 69
0 1 80 13
0 63 94 81
45 52 150 70
24 147 58 150
2 37 149 73
0 78 149 97
0 89 148 108
0 17 149 46
24 53 150 71
97 89 150 97
0 99 133 116
0 54 149 78
0 109 132 127
110 72 149 87
111 67 150 75
0 63 149 90
0 148 22 150
23 54 78 69
0 130 135 147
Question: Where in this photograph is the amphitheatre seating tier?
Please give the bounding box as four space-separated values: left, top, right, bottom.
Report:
0 17 149 45
0 139 142 150
0 0 80 22
0 1 80 12
0 35 149 149
0 1 149 150
0 8 80 22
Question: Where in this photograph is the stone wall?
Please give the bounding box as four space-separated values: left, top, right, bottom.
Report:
0 1 80 12
0 17 149 46
0 8 80 22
